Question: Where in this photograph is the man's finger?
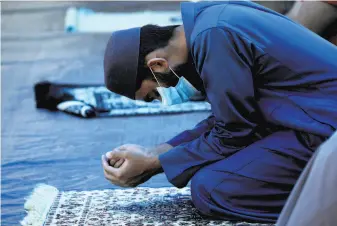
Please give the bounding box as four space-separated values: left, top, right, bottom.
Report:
103 169 131 188
106 151 112 159
106 148 127 159
103 170 126 187
109 158 119 167
106 149 118 159
103 169 115 181
109 151 127 160
102 164 122 184
105 147 121 159
101 155 120 176
113 159 125 168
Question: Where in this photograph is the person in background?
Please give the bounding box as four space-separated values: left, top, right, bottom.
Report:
287 1 337 45
102 1 337 223
276 131 337 226
258 0 337 45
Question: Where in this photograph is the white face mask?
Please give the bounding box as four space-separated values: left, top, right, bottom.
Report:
149 65 201 106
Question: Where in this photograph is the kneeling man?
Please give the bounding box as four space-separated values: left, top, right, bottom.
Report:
102 1 337 223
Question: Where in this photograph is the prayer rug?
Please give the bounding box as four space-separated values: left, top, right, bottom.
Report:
64 7 182 33
34 82 211 118
21 184 273 226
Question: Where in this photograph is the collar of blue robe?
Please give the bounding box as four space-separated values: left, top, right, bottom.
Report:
180 2 195 51
104 27 141 100
181 2 227 50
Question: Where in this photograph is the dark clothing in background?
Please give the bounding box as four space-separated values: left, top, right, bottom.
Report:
159 1 337 223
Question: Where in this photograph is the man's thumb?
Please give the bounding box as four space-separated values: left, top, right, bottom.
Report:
109 150 127 159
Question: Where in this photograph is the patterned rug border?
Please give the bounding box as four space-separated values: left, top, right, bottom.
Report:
21 184 59 226
44 192 62 226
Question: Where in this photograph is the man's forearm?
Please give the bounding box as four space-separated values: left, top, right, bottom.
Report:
150 143 173 156
149 143 173 175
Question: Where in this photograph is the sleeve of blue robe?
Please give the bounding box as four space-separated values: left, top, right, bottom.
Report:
159 27 264 188
166 114 215 147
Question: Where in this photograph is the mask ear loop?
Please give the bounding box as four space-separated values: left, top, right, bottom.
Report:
168 66 180 79
149 66 162 87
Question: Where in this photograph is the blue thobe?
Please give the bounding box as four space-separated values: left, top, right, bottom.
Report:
159 1 337 223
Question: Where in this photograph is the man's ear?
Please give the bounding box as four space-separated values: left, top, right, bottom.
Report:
147 58 169 73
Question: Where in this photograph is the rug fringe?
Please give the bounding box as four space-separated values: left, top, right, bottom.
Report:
21 184 59 226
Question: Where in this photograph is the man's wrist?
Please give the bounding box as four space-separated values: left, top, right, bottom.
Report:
144 155 163 176
153 156 164 174
147 143 173 175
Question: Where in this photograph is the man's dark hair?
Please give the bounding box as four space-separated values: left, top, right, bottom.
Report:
136 25 179 90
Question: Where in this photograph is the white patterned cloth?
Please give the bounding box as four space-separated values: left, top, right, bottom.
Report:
35 82 212 117
72 86 211 117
